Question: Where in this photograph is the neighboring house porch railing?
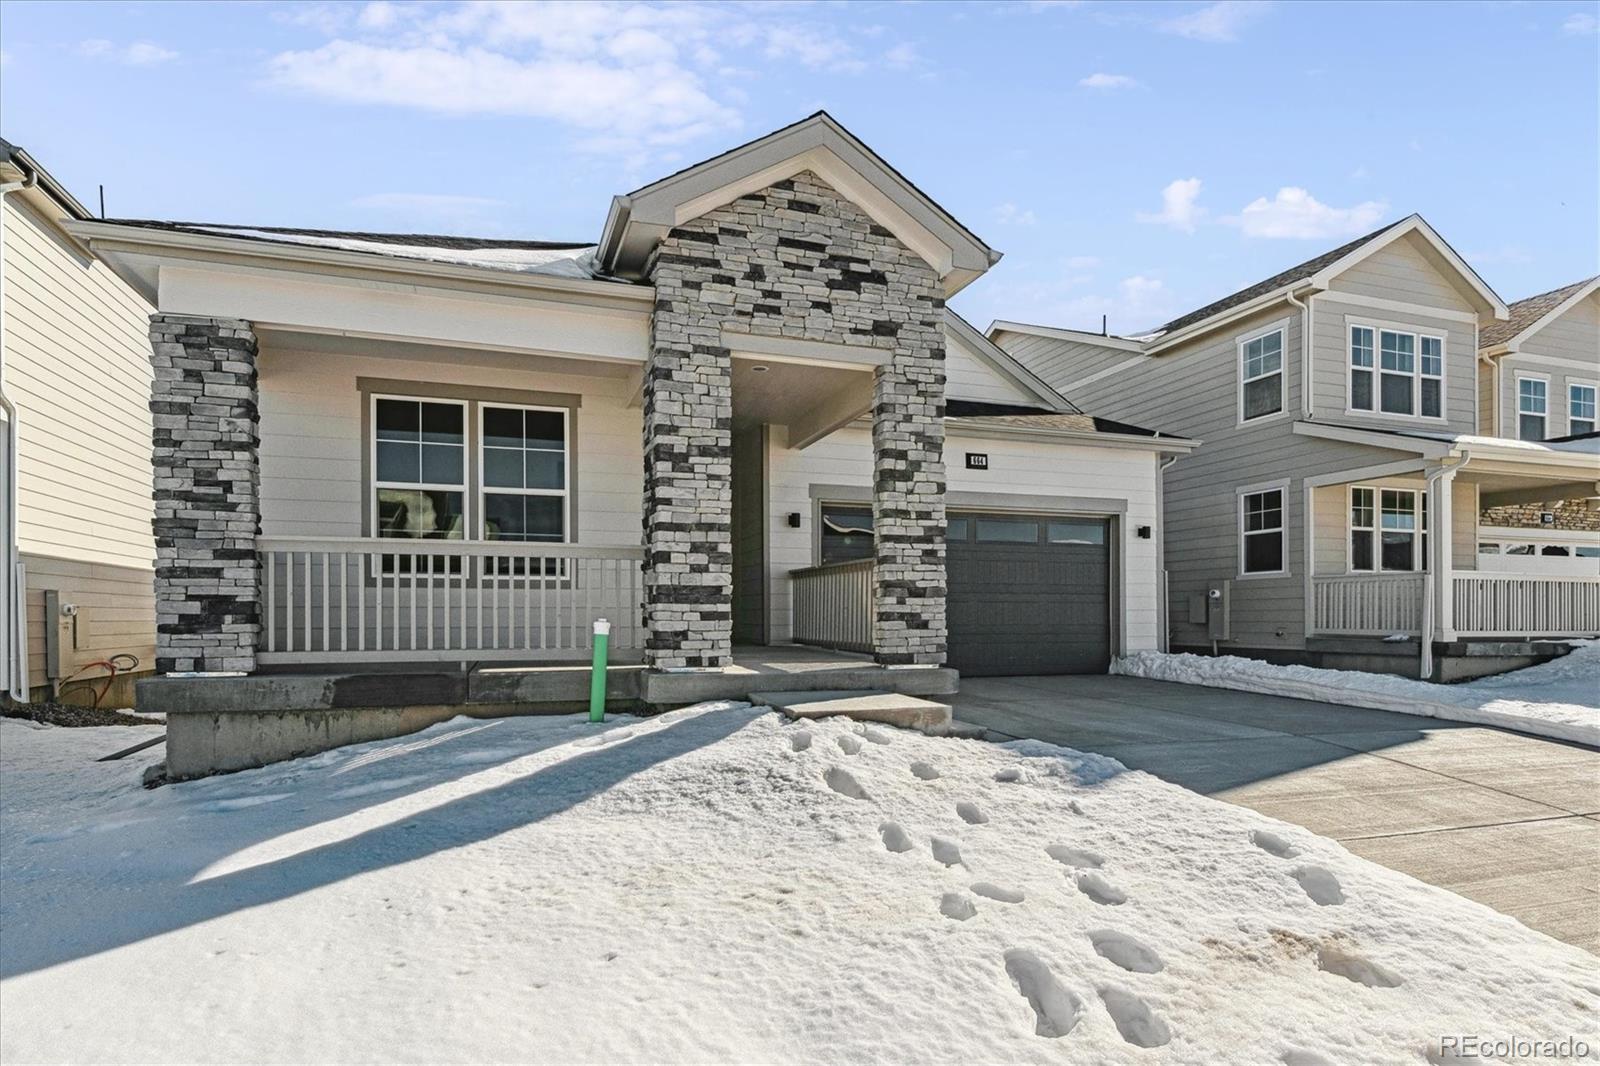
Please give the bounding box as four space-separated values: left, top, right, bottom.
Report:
258 537 644 665
1310 572 1600 639
1311 573 1427 636
789 559 874 654
1452 573 1600 638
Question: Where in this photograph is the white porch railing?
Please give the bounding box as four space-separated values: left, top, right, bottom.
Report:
1453 574 1600 638
1311 573 1427 636
790 559 873 653
259 537 644 664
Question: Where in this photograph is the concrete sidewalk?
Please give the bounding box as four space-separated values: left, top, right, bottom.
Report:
952 674 1600 953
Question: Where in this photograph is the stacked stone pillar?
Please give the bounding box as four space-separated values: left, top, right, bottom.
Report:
148 315 261 673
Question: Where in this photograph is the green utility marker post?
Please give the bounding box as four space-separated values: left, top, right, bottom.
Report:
588 618 611 723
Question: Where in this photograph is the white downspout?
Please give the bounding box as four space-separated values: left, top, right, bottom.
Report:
0 165 37 702
1286 288 1314 419
1419 451 1471 680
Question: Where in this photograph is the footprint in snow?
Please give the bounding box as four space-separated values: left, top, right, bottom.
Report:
1251 829 1300 858
956 801 988 825
197 794 292 812
1098 987 1171 1049
575 729 633 749
837 735 863 755
1290 865 1344 906
1045 844 1104 869
1088 930 1163 974
1075 871 1127 906
1281 1051 1337 1066
823 766 870 801
940 892 977 920
930 837 963 867
972 882 1024 904
790 729 813 752
879 821 915 853
1003 949 1083 1038
1316 945 1401 987
857 725 892 746
994 767 1025 783
910 761 941 780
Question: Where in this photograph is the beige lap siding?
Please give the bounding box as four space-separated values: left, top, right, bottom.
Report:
1310 478 1478 576
255 346 643 545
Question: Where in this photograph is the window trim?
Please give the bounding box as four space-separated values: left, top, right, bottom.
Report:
1237 478 1289 579
369 393 470 541
477 402 572 544
1346 317 1447 421
1236 320 1290 427
1515 371 1550 441
1568 379 1598 437
1346 484 1429 573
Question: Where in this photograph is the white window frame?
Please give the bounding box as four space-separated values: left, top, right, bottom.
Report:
1237 478 1289 578
1568 379 1597 437
1347 485 1428 573
477 402 572 545
1346 318 1446 421
1236 321 1289 426
369 393 470 541
1516 372 1550 441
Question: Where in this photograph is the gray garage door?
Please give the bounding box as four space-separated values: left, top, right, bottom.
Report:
946 512 1112 677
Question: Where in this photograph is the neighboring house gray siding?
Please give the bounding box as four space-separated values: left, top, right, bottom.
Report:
1495 292 1599 441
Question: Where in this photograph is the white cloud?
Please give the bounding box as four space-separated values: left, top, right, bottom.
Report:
1137 177 1205 233
995 203 1038 226
1065 255 1100 269
1158 1 1270 43
883 42 919 70
1078 72 1139 89
1562 12 1597 35
1225 187 1386 239
78 39 178 65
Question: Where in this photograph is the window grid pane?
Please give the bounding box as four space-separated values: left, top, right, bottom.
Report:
1571 385 1596 425
1380 331 1414 372
1350 327 1374 368
1242 489 1284 574
1519 379 1547 413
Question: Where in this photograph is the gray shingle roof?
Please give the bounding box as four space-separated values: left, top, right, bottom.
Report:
1151 219 1406 336
99 219 590 251
1479 277 1598 349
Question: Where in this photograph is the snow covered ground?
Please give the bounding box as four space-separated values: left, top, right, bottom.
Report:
1115 643 1600 747
2 706 1596 1064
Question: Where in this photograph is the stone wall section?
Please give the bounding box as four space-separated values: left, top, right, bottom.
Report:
148 315 261 673
644 170 947 668
1479 499 1600 533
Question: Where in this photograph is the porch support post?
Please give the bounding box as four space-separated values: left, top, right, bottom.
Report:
871 345 948 667
641 285 733 671
1434 467 1457 642
148 315 261 673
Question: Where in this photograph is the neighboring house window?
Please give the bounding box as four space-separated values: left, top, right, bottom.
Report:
372 397 467 540
1239 328 1284 421
1349 326 1375 411
1518 376 1548 440
481 405 568 544
1240 488 1285 574
1570 383 1597 436
1350 487 1376 571
820 504 874 564
1350 325 1443 417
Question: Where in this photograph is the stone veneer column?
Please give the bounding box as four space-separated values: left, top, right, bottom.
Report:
871 354 948 666
148 315 261 673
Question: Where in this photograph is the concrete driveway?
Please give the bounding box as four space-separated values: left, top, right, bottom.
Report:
951 674 1600 952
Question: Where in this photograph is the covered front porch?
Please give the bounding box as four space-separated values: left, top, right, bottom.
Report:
1302 433 1600 664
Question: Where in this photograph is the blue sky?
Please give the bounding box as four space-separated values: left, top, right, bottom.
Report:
3 0 1596 333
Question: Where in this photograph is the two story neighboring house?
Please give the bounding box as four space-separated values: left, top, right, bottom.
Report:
993 217 1600 680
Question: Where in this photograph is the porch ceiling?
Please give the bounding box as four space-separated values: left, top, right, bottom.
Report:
732 356 872 442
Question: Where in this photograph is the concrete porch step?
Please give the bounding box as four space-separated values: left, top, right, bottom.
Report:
750 689 953 736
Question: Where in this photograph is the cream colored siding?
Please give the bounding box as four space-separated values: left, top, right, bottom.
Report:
764 424 1164 654
1311 298 1478 432
1326 233 1476 313
3 191 156 689
257 345 644 546
1477 357 1498 435
1310 477 1476 576
943 328 1038 404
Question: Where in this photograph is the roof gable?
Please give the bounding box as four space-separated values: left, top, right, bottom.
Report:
598 112 999 296
1480 276 1600 351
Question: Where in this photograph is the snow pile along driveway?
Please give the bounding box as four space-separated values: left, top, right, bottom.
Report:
1114 643 1600 746
2 706 1596 1064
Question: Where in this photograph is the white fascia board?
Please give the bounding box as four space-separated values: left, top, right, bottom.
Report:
1145 284 1320 356
986 320 1147 353
1309 215 1509 320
